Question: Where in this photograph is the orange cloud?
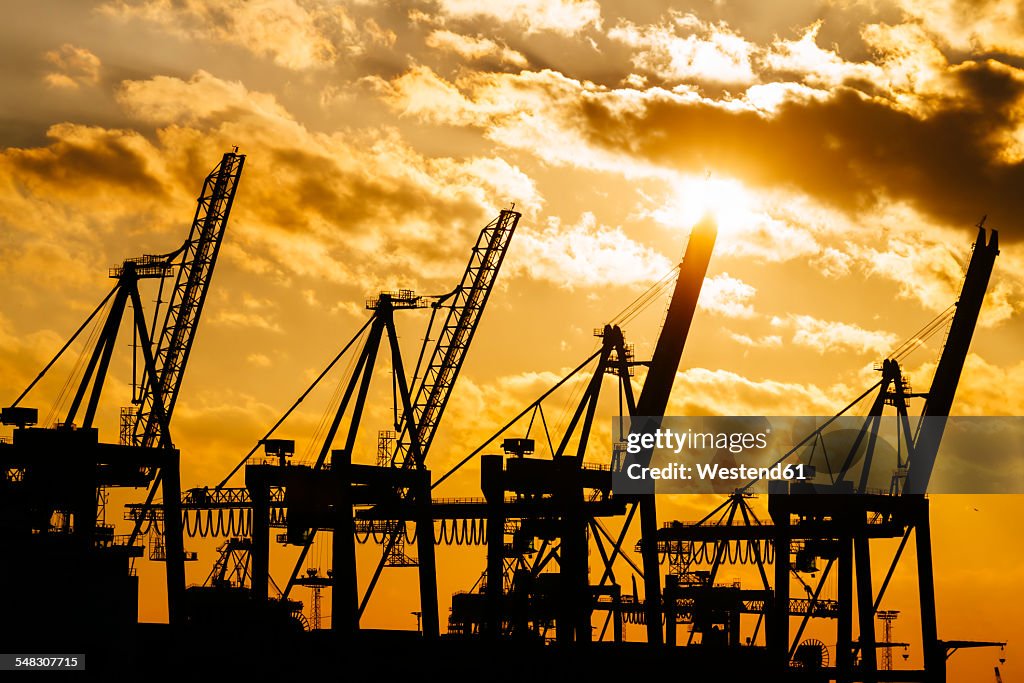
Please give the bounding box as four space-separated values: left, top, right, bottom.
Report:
434 0 602 36
102 0 388 69
425 30 528 68
43 44 101 89
609 12 759 86
699 272 757 318
509 212 671 288
774 314 900 356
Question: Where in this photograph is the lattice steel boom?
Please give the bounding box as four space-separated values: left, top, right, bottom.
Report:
131 151 245 447
396 208 520 466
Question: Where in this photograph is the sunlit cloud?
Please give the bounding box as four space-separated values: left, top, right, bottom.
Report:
43 44 101 89
667 366 849 416
609 12 758 86
102 0 391 70
774 313 899 356
905 352 1024 416
508 212 671 288
700 273 757 318
434 0 603 36
894 0 1024 57
729 332 783 348
425 30 528 68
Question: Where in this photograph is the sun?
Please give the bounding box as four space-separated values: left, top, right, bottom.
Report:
651 173 759 239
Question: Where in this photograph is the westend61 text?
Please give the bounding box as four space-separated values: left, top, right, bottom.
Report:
625 462 808 482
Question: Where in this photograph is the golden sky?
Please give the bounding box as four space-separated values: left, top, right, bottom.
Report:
1 1 1022 680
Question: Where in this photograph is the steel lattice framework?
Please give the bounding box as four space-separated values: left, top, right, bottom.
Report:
395 208 520 467
131 151 245 448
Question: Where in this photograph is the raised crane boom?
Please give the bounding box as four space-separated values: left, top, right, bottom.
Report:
395 208 520 466
131 151 245 448
905 225 998 494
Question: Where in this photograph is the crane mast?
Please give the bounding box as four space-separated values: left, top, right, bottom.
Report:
630 216 718 644
130 151 245 448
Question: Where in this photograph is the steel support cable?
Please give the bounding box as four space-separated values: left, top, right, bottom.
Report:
892 311 955 364
432 348 603 490
216 316 374 488
301 331 364 465
46 293 110 426
609 266 679 328
886 305 956 361
616 275 678 330
12 283 119 409
738 379 884 493
552 366 591 444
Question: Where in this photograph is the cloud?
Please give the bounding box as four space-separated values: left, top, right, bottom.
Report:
371 66 700 177
729 332 783 348
774 313 900 356
0 69 553 323
170 389 283 482
763 21 882 90
609 12 759 86
102 0 390 70
700 273 757 318
0 313 68 405
0 123 179 307
425 30 528 68
247 353 272 367
372 54 1024 235
3 124 166 199
508 212 672 288
906 352 1024 416
813 246 854 278
114 71 541 287
434 0 602 36
843 212 1023 327
43 44 101 89
667 366 847 416
895 0 1024 57
212 310 283 333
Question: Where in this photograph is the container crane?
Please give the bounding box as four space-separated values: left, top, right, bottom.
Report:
650 223 1000 683
0 148 245 644
138 208 521 636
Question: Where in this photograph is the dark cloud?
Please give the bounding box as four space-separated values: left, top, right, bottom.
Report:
5 126 166 196
575 61 1024 235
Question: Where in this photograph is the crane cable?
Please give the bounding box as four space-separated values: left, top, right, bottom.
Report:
45 293 111 427
609 265 679 329
11 282 119 410
216 316 374 488
299 331 364 466
886 304 956 363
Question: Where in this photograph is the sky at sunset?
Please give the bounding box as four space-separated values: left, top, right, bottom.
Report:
1 1 1022 680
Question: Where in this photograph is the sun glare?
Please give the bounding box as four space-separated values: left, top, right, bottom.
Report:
652 174 759 239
